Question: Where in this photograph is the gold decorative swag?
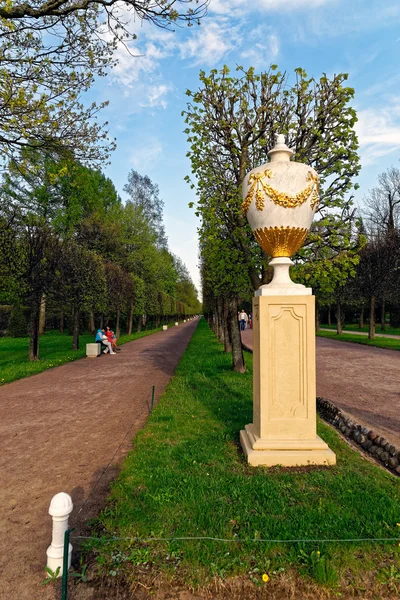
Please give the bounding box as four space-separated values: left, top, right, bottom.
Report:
242 169 319 214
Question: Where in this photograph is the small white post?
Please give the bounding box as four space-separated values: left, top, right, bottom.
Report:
175 322 178 326
46 492 73 576
162 325 168 331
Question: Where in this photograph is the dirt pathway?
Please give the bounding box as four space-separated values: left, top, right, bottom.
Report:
241 329 400 447
0 320 199 600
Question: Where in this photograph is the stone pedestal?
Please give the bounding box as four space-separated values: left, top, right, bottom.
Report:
240 271 336 467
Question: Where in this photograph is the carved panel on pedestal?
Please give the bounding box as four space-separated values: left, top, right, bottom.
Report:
269 304 307 419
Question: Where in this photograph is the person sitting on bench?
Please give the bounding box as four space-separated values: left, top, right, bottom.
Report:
95 327 115 354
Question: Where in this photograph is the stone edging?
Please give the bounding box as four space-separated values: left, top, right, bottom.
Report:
317 397 400 476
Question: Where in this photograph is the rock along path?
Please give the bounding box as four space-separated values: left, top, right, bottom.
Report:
241 329 400 448
0 320 198 600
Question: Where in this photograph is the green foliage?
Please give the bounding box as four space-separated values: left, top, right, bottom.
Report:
184 65 361 329
298 549 338 587
7 304 28 337
41 565 60 584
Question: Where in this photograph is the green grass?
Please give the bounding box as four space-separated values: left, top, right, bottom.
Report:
0 326 164 385
86 319 400 593
317 329 400 351
321 323 400 336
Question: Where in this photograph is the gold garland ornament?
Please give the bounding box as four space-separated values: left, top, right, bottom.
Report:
242 170 319 214
253 226 309 258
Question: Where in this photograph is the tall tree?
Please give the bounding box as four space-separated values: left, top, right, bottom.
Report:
184 65 360 369
123 170 167 247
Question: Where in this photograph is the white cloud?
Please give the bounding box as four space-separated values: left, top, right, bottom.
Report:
130 137 163 169
355 101 400 166
240 27 279 66
178 21 239 66
140 84 171 109
209 0 335 13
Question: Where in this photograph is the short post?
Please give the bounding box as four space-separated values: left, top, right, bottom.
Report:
175 322 178 326
151 385 155 412
162 325 168 331
46 492 73 576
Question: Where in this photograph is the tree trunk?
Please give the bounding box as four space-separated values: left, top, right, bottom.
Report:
29 300 41 361
327 306 331 326
116 308 121 339
381 299 386 331
223 298 232 353
99 313 104 328
359 306 364 329
39 293 46 335
369 295 375 340
59 311 64 333
88 311 95 334
137 316 142 332
228 296 245 373
336 300 343 335
315 298 320 332
72 308 80 350
217 297 224 344
127 304 133 335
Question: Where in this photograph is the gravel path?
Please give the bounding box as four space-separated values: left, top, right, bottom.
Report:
0 320 199 600
241 329 400 448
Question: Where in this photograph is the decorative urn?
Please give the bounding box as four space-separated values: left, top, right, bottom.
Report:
242 134 319 260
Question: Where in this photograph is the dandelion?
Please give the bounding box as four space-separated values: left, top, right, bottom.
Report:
262 574 269 583
397 523 400 527
317 551 320 555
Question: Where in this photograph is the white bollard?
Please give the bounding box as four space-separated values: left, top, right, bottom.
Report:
46 492 73 576
162 325 168 331
175 322 179 326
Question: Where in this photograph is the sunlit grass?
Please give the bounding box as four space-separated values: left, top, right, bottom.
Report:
0 327 163 385
87 319 400 592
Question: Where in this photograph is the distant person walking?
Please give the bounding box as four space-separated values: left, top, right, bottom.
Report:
239 309 248 331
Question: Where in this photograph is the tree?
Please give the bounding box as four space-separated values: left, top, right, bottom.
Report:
57 244 107 349
0 2 207 164
123 170 167 247
354 231 400 339
184 65 360 369
363 167 400 235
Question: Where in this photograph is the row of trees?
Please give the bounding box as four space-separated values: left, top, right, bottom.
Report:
0 152 201 359
184 65 362 372
310 167 400 339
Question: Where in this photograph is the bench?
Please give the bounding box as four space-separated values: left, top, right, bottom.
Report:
86 343 101 358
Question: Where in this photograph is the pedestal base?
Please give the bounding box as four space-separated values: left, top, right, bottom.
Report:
240 425 336 467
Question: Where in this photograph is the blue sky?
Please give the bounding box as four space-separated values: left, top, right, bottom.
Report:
89 0 400 293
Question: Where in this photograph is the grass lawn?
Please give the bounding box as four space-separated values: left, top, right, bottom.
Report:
317 329 400 351
0 326 164 386
82 319 400 598
321 323 400 336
